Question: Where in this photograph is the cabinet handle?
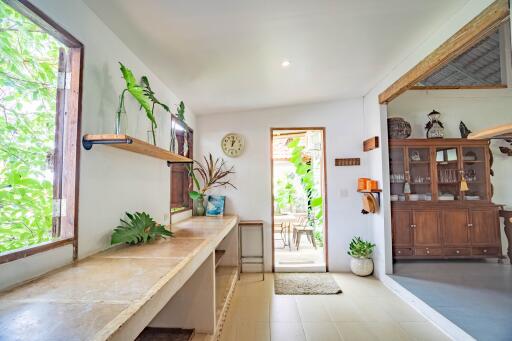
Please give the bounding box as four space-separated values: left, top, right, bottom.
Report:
483 249 487 253
467 223 473 227
397 250 402 254
456 250 460 254
410 224 416 228
426 250 430 254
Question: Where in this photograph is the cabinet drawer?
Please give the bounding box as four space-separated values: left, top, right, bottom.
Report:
415 248 442 256
472 247 500 256
443 248 471 256
394 248 413 256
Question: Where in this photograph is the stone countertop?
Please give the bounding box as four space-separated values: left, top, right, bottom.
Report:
0 216 238 341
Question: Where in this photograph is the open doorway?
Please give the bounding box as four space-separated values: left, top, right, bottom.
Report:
385 18 512 340
271 128 327 272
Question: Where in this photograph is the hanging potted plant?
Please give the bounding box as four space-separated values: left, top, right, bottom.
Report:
188 154 236 216
347 237 376 276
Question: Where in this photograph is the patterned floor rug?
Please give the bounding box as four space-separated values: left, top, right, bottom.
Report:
274 273 342 295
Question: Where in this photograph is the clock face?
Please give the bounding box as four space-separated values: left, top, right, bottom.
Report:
221 133 245 157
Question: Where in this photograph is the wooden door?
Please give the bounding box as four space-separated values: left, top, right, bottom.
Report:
442 209 470 246
470 209 500 246
413 210 441 247
392 209 413 247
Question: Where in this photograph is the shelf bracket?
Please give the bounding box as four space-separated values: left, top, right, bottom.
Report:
166 160 193 167
82 136 133 150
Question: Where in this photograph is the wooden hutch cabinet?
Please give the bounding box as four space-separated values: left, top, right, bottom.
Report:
389 139 502 260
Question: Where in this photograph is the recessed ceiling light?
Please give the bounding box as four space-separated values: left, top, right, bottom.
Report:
281 60 291 68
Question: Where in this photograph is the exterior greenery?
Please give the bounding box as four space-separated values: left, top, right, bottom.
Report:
287 138 323 227
0 2 62 253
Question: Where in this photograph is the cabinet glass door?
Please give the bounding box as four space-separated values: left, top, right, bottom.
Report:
407 147 432 201
461 146 487 201
389 147 405 202
435 147 460 201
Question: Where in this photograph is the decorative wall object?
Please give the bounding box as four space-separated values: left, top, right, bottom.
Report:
335 158 360 166
206 195 226 216
425 110 444 139
459 121 472 138
387 117 411 139
363 136 379 151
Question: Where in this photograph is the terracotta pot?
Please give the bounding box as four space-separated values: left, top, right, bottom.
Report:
350 257 374 276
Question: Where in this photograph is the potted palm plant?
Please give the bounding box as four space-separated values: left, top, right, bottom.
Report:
347 237 376 276
188 154 236 216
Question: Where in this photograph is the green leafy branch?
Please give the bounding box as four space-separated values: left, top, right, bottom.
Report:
118 63 170 145
111 212 173 245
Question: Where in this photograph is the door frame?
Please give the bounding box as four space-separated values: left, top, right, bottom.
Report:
380 0 509 273
270 127 329 272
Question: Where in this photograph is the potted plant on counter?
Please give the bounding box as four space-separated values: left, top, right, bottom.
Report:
188 153 236 216
347 237 376 276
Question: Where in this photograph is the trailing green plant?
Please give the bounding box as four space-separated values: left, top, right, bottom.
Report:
274 173 297 214
111 212 172 245
347 237 376 259
188 153 236 200
287 138 323 226
177 100 185 122
117 63 170 145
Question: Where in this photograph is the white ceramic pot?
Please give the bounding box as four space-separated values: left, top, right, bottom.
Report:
350 257 374 276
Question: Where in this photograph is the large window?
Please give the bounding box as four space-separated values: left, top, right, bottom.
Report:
0 0 82 262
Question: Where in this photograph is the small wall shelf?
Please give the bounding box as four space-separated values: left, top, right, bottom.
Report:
82 134 192 165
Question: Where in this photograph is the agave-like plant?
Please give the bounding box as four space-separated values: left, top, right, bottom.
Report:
111 212 173 245
117 63 170 145
188 153 236 200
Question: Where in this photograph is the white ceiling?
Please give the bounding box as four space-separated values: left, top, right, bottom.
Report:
84 0 469 115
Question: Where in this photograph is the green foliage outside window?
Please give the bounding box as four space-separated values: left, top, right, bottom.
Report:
287 138 323 228
0 2 62 253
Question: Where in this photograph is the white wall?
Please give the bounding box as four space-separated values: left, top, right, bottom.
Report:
389 89 512 254
362 0 495 277
0 0 194 290
197 98 371 272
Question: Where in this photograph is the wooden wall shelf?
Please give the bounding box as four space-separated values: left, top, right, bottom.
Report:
82 134 192 165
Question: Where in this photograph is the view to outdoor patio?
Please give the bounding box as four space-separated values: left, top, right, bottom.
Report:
272 129 325 271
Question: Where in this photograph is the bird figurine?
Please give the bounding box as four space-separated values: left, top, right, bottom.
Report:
459 121 472 138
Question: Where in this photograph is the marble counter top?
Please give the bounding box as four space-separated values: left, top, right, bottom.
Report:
0 216 238 341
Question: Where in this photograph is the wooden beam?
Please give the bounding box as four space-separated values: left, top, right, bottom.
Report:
379 0 510 104
499 21 512 87
468 123 512 139
410 84 507 90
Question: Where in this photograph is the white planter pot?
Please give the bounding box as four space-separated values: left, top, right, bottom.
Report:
350 257 374 276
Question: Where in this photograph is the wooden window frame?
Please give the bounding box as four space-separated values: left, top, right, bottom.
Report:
170 115 193 215
0 0 83 265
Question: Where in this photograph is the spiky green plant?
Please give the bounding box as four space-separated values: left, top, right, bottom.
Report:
187 154 236 200
111 212 173 245
177 100 186 121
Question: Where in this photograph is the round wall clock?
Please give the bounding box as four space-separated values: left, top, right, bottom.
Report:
221 133 245 157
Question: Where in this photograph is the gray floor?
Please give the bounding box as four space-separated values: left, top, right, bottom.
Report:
391 260 512 341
